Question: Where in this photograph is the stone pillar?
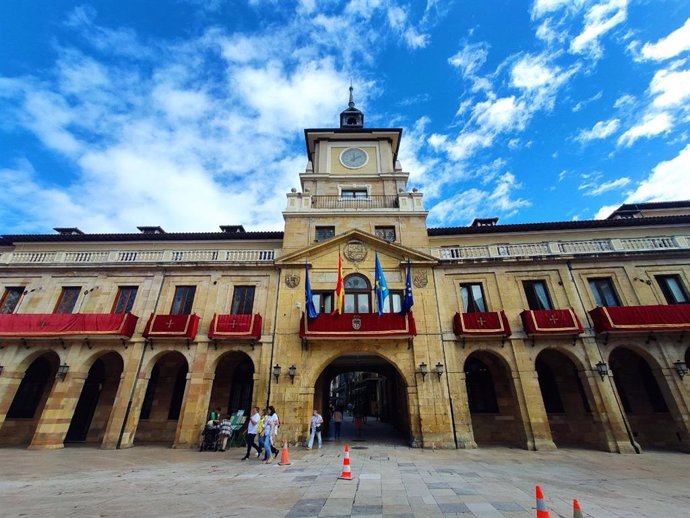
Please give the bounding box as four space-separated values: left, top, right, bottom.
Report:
449 370 477 449
29 369 87 449
117 368 151 449
657 366 690 453
407 385 422 447
0 369 24 431
174 341 211 448
511 366 557 451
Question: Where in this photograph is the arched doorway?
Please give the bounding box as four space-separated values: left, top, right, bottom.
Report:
135 351 188 445
464 352 522 447
314 354 409 445
209 352 255 419
65 352 123 444
0 352 59 446
536 349 601 449
610 347 682 450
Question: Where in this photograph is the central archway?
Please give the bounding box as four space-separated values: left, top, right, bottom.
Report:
313 354 410 445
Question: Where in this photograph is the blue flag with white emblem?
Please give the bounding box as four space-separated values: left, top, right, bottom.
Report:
401 258 414 315
305 263 319 319
374 252 389 315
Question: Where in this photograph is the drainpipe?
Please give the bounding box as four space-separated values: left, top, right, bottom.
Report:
566 261 640 453
266 263 283 407
116 269 167 449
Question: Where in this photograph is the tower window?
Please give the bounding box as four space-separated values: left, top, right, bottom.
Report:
315 226 335 242
341 189 368 199
375 226 396 242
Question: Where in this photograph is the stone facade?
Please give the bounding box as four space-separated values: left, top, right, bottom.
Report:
1 104 689 453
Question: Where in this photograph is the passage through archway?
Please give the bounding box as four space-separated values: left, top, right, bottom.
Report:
536 349 601 449
314 354 409 445
0 352 59 446
65 351 124 445
209 352 255 419
464 352 523 447
609 347 682 450
135 351 188 445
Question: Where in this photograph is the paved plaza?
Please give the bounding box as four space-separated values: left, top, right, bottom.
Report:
1 421 689 517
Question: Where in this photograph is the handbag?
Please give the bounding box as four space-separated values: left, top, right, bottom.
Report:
315 424 322 432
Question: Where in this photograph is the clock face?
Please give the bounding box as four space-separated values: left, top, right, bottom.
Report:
339 148 368 169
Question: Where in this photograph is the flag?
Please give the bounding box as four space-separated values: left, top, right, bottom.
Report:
401 258 414 315
333 255 344 314
374 252 389 315
305 263 319 319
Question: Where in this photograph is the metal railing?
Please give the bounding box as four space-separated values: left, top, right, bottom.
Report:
311 195 399 209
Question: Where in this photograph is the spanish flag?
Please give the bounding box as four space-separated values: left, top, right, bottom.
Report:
333 255 344 314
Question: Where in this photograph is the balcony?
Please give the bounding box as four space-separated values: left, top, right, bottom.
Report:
520 308 584 344
142 314 200 341
589 304 690 340
311 195 399 209
0 313 138 341
208 313 262 344
299 312 416 346
453 311 511 345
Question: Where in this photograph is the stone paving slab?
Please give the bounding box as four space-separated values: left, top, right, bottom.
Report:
1 444 690 516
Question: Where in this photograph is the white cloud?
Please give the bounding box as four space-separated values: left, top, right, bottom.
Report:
649 68 690 108
531 0 581 19
570 0 628 59
579 176 631 196
617 112 673 146
594 204 619 219
625 143 690 202
641 18 690 61
613 93 635 108
511 54 555 89
576 118 620 142
448 42 489 78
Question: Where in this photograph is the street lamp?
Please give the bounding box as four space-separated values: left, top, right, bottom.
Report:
595 361 609 381
435 362 444 379
418 362 428 382
56 363 70 381
288 364 297 384
272 364 282 383
673 360 688 380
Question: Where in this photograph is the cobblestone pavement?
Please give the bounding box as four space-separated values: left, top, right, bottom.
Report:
1 430 689 517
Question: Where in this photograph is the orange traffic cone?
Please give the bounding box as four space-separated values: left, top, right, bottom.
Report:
573 499 583 518
278 439 291 466
339 443 353 480
536 485 551 518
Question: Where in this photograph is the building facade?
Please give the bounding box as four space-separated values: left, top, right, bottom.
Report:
1 97 689 453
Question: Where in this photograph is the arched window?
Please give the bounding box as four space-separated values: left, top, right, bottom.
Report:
344 274 371 313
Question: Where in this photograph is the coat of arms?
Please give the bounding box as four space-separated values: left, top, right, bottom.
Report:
285 273 300 289
413 269 428 288
344 240 368 264
352 315 362 330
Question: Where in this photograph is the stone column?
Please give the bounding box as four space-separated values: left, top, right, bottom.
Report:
117 368 152 449
0 369 24 431
449 370 477 449
174 341 211 448
511 364 556 451
657 366 690 453
29 369 87 449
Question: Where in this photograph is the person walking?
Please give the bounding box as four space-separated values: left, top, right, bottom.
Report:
262 406 280 463
218 414 233 452
333 406 343 440
241 406 262 460
307 410 323 449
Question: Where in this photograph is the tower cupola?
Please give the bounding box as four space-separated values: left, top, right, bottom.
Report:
339 86 364 129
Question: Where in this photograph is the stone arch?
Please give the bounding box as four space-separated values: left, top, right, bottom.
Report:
0 350 60 446
140 348 192 379
535 348 604 449
609 346 684 450
306 348 413 389
13 347 66 374
134 350 189 445
208 350 256 419
463 349 523 447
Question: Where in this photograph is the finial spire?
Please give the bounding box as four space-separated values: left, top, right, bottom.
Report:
340 81 364 128
348 84 355 108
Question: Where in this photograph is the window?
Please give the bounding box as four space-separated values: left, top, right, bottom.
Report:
171 286 196 315
231 286 255 315
112 286 138 313
656 275 688 304
311 291 333 313
460 283 486 313
344 274 370 313
375 226 396 242
523 280 553 310
382 291 402 313
0 287 24 314
54 287 81 314
315 226 335 242
588 278 620 307
340 189 368 199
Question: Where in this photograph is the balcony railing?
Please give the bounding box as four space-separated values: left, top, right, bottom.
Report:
434 235 688 261
311 195 399 209
2 249 276 266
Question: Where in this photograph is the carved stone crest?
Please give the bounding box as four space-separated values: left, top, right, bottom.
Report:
413 269 428 288
285 273 300 289
352 315 362 330
343 240 368 264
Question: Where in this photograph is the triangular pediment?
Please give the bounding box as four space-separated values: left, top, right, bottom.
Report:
275 228 437 266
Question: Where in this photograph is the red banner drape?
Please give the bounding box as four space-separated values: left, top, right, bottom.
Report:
300 312 416 339
521 308 584 335
208 313 262 340
453 311 511 337
590 304 690 333
143 314 199 339
0 313 138 338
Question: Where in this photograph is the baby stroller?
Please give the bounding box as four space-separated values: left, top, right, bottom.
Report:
199 422 221 452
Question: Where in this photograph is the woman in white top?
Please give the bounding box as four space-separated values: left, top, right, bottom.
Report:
307 410 323 449
262 406 280 463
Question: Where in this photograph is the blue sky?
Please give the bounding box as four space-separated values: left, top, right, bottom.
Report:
1 0 690 233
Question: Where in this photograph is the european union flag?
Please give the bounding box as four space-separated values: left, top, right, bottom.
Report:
305 263 319 319
401 258 414 315
374 252 389 315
